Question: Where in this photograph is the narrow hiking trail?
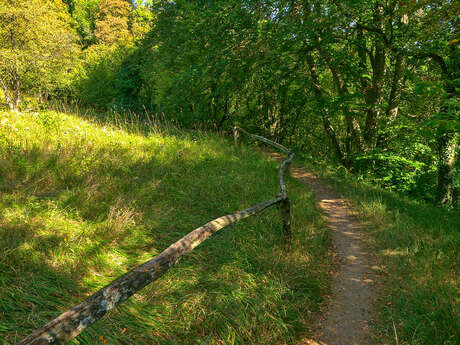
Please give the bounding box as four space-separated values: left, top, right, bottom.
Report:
269 153 375 345
292 167 375 345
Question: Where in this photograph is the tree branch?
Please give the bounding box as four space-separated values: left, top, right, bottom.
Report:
353 23 390 47
413 53 449 78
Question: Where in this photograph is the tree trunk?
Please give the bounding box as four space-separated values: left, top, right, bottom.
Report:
434 45 459 207
331 69 364 154
293 1 348 162
0 77 16 111
363 4 386 151
305 52 347 165
318 45 364 153
357 29 370 93
386 52 406 123
377 52 406 148
436 130 458 206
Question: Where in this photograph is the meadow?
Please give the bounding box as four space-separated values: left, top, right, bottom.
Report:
0 110 331 345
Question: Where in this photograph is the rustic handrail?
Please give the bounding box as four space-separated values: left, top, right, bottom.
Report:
233 126 294 237
232 127 294 197
232 127 291 155
16 129 293 345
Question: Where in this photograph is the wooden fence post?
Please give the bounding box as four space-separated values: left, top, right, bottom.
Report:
280 197 291 243
233 126 239 145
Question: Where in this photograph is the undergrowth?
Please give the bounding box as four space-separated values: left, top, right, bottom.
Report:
0 110 331 345
303 159 460 345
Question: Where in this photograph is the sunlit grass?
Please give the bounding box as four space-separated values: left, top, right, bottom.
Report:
304 161 460 345
0 110 331 344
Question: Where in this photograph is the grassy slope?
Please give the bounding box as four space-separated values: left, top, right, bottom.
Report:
304 161 460 345
0 110 331 345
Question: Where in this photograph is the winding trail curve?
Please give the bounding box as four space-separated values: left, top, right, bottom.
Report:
269 153 375 345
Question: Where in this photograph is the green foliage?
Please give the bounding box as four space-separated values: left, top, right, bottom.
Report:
0 109 331 344
67 0 153 110
67 0 454 203
2 0 458 204
65 0 101 46
0 0 79 108
74 44 132 109
306 160 460 345
353 153 426 193
2 1 459 342
94 0 132 44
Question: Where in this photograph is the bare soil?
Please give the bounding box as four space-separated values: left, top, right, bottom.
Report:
269 153 375 345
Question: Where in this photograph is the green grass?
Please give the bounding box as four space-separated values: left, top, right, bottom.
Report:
0 110 331 345
303 160 460 345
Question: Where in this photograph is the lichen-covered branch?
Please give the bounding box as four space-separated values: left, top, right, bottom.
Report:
16 196 284 345
233 127 293 240
279 152 294 197
233 127 294 197
233 126 292 155
17 129 294 345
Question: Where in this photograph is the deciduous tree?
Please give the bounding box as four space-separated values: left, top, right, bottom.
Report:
0 0 78 110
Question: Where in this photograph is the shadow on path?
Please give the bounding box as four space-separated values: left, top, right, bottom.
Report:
268 152 375 345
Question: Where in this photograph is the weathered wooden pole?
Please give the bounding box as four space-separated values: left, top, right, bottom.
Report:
285 160 292 175
233 127 291 154
278 153 294 198
278 154 293 245
233 127 294 245
15 196 284 345
280 197 291 242
233 126 240 145
16 127 295 345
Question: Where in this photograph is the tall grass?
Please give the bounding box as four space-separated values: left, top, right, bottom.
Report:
304 161 460 345
0 110 331 344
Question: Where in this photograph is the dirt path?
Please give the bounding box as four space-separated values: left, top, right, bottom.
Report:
269 153 375 345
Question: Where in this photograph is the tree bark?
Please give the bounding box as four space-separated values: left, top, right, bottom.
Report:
363 3 387 150
305 53 347 165
377 52 406 148
436 130 458 206
431 47 459 207
0 77 16 111
386 52 406 123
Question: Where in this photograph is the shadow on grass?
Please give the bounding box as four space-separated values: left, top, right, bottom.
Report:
0 222 83 344
309 166 460 345
1 129 330 345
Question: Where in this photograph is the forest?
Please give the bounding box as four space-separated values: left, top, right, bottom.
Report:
1 0 458 207
0 1 459 345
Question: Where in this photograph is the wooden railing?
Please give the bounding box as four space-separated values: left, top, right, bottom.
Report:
16 128 294 345
233 127 294 239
